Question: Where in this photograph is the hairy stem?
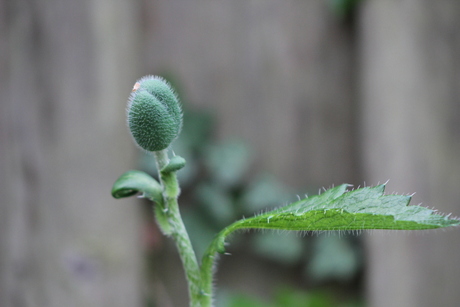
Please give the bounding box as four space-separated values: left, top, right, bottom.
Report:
154 150 202 307
199 221 245 306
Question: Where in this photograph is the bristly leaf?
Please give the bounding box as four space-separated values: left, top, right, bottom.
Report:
210 184 460 252
232 184 459 231
200 185 460 304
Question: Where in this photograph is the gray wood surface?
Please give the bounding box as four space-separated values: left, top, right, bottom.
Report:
359 1 460 306
0 1 143 306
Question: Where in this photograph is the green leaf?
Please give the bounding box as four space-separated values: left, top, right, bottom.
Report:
112 170 173 235
211 184 459 253
200 184 460 296
111 170 163 204
231 184 459 231
161 155 186 174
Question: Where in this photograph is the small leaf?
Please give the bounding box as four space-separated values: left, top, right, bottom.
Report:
112 170 172 235
161 155 186 174
111 170 163 204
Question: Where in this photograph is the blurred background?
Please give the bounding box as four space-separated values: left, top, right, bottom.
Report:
1 0 460 306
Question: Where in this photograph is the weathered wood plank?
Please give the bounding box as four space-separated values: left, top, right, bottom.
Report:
0 1 143 306
359 1 460 306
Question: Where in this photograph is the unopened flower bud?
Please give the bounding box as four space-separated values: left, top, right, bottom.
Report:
127 76 182 152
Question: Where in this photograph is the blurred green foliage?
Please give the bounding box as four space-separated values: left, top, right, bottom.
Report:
218 285 363 307
327 0 362 18
307 235 361 282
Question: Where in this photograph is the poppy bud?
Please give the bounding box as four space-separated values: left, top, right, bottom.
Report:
127 76 182 152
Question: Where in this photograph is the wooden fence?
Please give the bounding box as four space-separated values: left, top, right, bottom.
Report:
1 0 459 306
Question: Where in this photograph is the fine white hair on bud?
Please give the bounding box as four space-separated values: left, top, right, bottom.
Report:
127 76 183 152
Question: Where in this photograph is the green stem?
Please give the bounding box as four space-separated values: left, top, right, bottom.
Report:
199 220 245 306
154 150 202 307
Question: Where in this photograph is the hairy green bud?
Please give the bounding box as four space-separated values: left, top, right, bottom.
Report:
127 76 182 152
